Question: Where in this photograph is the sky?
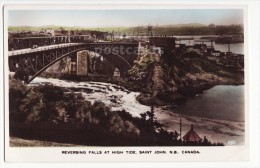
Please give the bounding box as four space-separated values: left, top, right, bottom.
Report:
8 9 244 27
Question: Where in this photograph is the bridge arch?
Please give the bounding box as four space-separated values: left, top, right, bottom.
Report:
9 42 138 83
86 47 132 70
26 47 132 83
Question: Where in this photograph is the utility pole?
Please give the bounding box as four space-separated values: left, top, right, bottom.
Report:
147 25 153 37
112 30 114 41
180 118 182 141
228 40 230 52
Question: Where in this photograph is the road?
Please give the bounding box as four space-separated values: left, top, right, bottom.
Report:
8 41 138 57
8 43 83 57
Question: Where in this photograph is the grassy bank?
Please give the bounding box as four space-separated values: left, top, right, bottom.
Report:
10 137 82 147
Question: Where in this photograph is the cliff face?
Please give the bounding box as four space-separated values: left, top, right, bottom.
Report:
45 57 72 74
130 47 244 105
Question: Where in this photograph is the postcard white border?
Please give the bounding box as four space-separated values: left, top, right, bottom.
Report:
1 0 259 167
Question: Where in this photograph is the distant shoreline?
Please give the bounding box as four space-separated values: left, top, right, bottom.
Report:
8 24 243 36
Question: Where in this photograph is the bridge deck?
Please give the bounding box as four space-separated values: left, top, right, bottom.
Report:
8 42 139 57
8 43 84 57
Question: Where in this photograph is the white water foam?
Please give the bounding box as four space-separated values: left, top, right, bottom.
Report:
30 77 151 117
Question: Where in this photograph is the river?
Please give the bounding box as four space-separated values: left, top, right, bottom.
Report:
175 35 244 54
155 85 244 146
29 77 151 117
30 77 245 145
172 36 245 145
175 85 244 122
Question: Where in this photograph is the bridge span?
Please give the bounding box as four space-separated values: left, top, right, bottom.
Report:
8 35 93 51
8 35 178 83
8 43 83 56
9 42 139 83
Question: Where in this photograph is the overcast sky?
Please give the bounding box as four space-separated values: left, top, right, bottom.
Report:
8 9 244 27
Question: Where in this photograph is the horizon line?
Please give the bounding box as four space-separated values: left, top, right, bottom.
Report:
8 23 244 28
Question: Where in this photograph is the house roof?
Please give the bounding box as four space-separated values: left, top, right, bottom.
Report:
183 125 202 142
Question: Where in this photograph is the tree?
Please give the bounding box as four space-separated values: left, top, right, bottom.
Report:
75 101 92 126
14 68 29 83
19 89 46 122
140 113 147 121
146 105 156 126
9 78 28 121
208 23 216 27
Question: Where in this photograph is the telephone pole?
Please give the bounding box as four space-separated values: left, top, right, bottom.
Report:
180 118 182 141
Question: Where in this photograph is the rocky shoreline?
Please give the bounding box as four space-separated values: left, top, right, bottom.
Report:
134 50 244 106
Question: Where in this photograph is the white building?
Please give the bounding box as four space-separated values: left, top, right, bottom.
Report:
113 68 120 79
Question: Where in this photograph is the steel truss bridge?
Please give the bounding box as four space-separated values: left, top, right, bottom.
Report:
8 40 139 83
8 35 93 51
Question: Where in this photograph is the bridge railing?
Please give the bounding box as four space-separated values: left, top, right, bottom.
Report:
8 35 94 51
8 43 85 57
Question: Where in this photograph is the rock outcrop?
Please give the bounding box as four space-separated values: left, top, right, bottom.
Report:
131 47 244 105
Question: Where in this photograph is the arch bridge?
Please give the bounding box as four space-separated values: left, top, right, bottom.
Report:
8 42 139 83
8 35 93 51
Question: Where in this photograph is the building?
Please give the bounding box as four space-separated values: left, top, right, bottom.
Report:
211 50 222 57
182 125 202 142
149 37 176 50
45 30 55 36
113 68 120 79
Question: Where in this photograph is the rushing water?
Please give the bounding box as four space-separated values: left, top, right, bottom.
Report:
175 85 244 122
30 77 151 117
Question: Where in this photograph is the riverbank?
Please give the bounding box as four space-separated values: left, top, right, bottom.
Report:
10 137 83 147
27 77 243 145
135 72 244 107
124 43 244 106
12 77 201 146
175 85 244 122
155 107 244 146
